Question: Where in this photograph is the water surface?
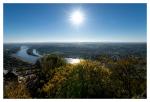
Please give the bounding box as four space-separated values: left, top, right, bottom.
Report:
12 46 81 64
12 46 39 64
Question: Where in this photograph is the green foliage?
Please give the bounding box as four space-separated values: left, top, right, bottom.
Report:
40 54 66 74
31 54 66 98
38 54 66 80
110 58 146 98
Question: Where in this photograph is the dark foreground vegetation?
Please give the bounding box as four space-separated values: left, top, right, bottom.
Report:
4 43 146 98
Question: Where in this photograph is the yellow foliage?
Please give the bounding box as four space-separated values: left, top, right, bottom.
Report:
41 60 112 98
4 81 31 99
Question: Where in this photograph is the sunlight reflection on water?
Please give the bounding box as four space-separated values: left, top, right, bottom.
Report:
65 58 81 64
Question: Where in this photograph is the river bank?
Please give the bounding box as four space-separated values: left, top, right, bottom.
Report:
12 46 82 65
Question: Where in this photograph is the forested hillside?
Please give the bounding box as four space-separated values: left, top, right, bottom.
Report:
4 54 146 98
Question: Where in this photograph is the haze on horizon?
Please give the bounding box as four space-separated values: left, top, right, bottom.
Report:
4 4 146 43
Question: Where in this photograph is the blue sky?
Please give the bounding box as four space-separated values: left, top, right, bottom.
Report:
4 4 146 43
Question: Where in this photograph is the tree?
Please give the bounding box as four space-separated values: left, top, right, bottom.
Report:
36 54 66 80
32 54 66 98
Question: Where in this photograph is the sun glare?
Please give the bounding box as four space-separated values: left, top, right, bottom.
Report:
71 58 80 64
70 10 84 26
65 58 81 64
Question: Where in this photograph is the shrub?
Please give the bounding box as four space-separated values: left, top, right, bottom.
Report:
4 81 31 98
42 60 113 98
110 58 146 98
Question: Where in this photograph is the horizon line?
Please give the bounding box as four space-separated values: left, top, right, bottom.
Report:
3 41 147 44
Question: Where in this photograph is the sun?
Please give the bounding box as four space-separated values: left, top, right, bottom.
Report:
70 10 84 26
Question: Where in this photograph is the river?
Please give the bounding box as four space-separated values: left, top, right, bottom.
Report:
12 46 40 64
12 46 81 64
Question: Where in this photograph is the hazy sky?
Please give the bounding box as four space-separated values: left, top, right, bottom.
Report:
4 4 146 43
